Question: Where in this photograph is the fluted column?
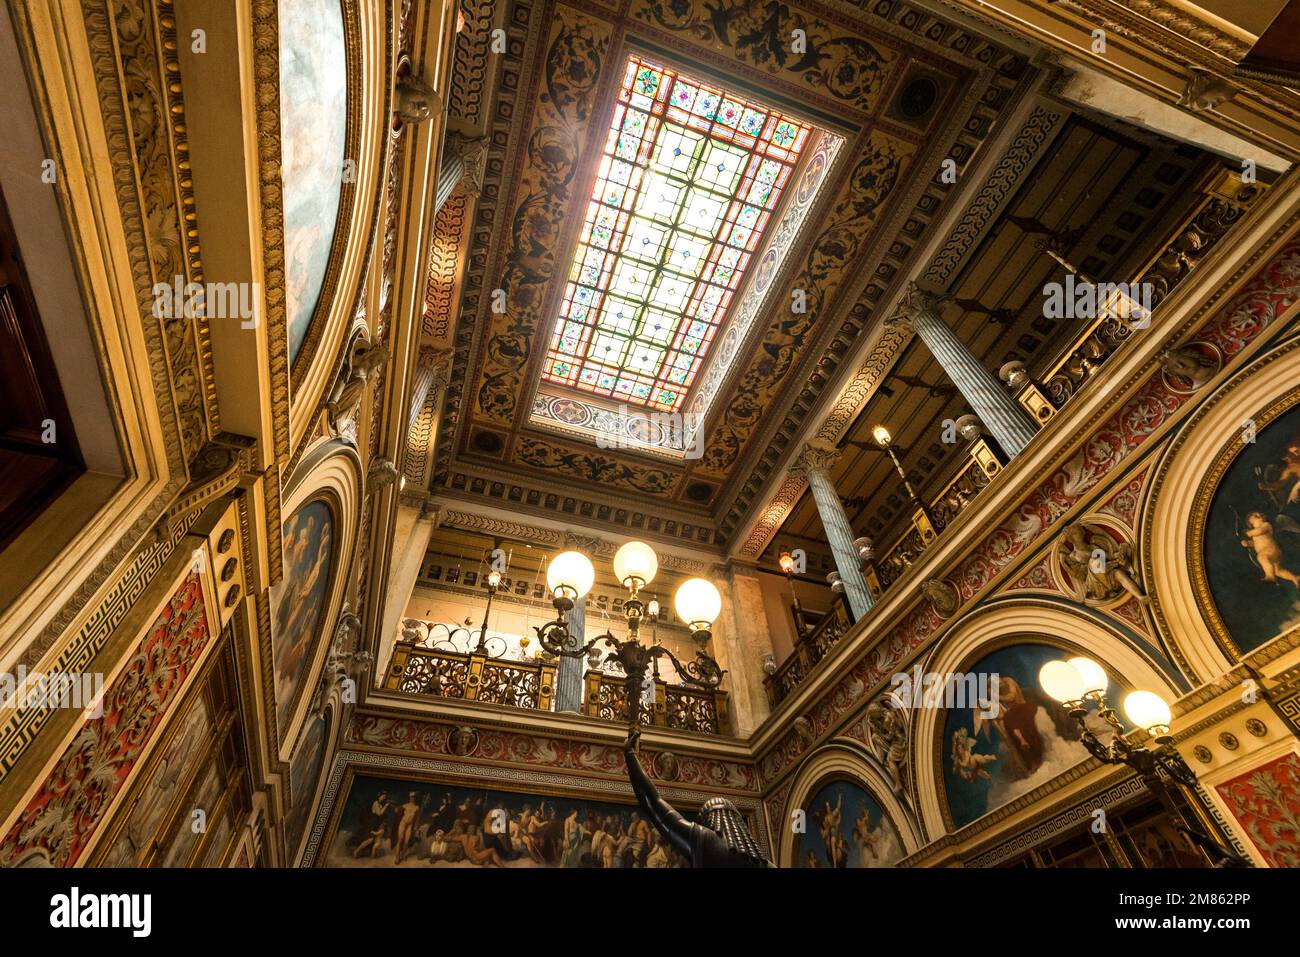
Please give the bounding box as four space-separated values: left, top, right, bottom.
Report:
555 597 586 712
408 347 451 433
791 441 872 621
889 282 1039 457
434 134 488 215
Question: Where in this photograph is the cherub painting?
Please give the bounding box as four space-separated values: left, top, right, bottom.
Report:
941 644 1104 828
1240 512 1300 588
951 727 997 782
1205 406 1300 653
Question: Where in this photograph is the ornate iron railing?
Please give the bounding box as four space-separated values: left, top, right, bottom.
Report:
582 670 731 735
764 600 852 707
384 641 557 711
873 452 996 593
384 619 731 734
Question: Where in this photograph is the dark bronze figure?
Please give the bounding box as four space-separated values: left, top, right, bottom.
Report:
624 728 771 868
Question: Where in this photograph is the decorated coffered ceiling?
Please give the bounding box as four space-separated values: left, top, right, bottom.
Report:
422 0 1037 548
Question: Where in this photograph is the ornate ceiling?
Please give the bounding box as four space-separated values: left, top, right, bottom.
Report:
427 0 1036 548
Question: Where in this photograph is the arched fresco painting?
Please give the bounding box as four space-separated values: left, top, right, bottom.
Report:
794 778 903 867
278 0 347 364
940 643 1128 829
271 499 335 731
1203 403 1300 655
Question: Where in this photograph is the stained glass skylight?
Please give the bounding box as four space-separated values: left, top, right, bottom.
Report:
543 56 812 412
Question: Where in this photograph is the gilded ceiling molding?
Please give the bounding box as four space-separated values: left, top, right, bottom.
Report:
447 0 498 130
440 468 721 545
438 0 1031 525
1 0 236 765
87 0 218 463
941 0 1300 134
248 0 292 470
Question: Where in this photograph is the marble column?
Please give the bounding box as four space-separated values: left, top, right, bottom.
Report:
554 597 586 712
434 150 465 215
889 282 1039 458
790 441 873 621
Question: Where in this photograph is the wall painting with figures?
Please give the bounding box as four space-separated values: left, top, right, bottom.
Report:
795 778 903 867
940 643 1128 830
1202 402 1300 655
320 773 692 867
270 499 336 736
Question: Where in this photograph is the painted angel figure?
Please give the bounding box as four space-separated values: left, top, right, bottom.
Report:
1239 511 1300 588
1256 430 1300 504
1057 524 1148 604
951 727 997 783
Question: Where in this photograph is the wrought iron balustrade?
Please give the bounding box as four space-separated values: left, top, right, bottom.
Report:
384 640 557 711
384 618 732 734
583 670 731 735
764 600 852 707
761 170 1259 708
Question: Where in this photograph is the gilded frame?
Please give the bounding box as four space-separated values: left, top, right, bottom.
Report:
1185 387 1300 661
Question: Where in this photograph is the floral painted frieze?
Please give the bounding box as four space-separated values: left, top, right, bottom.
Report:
0 573 211 867
346 714 759 793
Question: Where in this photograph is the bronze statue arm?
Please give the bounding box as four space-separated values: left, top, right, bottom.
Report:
624 729 696 860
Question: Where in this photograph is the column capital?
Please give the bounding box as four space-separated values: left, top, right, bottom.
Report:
790 439 841 479
886 281 948 332
417 345 454 388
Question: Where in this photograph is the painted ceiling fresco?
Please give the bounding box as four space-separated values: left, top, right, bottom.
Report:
435 0 1032 540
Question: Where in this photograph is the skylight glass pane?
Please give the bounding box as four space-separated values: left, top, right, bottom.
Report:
544 55 812 412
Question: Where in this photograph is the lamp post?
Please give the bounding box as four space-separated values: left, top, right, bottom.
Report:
779 551 810 637
473 568 502 655
872 424 927 516
1038 657 1249 867
535 542 726 727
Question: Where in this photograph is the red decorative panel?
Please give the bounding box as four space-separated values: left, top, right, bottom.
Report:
0 572 210 867
1216 752 1300 868
345 714 759 792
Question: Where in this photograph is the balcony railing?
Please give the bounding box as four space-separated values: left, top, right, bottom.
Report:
385 641 558 711
762 167 1258 708
384 620 732 735
764 600 852 707
584 671 730 735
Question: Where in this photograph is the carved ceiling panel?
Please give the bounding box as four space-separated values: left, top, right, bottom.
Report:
431 0 1034 543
